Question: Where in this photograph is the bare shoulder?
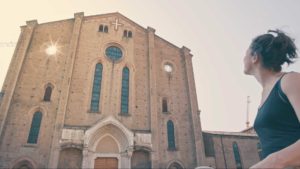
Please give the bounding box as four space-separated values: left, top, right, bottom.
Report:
281 71 300 94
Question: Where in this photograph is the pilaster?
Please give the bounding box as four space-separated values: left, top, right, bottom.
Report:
181 46 207 166
147 26 160 168
47 12 84 168
0 20 38 142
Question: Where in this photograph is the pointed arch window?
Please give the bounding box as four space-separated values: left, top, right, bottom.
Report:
123 30 128 37
27 112 42 144
162 98 168 113
123 30 133 38
128 31 132 38
43 85 52 101
90 63 103 112
99 25 104 32
233 142 243 169
167 120 176 150
99 25 108 33
121 67 129 114
104 26 108 33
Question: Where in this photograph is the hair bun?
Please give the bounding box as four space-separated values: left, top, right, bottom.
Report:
250 29 298 72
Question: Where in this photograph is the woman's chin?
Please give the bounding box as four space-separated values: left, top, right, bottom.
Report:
243 69 251 75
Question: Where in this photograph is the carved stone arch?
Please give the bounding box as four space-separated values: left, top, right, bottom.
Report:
11 157 37 169
88 58 106 84
82 116 134 169
44 82 54 89
166 160 185 169
27 106 48 118
121 61 136 73
88 58 105 83
84 116 134 151
94 134 120 153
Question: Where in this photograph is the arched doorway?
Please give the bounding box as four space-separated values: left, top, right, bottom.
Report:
131 150 151 169
82 116 134 169
57 148 83 169
12 160 34 169
168 162 184 169
93 135 120 169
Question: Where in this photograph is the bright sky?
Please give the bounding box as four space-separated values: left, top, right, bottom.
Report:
0 0 300 132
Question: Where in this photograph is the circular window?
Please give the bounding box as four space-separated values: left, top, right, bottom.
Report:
105 46 123 61
164 64 173 73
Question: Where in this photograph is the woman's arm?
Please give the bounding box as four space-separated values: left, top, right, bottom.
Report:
251 72 300 169
273 140 300 167
282 72 300 122
250 140 300 168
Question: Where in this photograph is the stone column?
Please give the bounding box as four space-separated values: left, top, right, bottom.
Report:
147 26 160 168
120 150 132 169
0 20 38 141
47 12 84 168
181 46 207 166
82 147 92 168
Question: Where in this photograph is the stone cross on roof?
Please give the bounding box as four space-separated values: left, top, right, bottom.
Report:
111 18 123 31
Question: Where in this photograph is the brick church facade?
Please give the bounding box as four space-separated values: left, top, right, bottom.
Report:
0 12 261 169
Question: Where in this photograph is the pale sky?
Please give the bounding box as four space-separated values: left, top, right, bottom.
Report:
0 0 300 132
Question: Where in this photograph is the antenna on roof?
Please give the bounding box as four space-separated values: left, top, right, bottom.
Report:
246 96 250 128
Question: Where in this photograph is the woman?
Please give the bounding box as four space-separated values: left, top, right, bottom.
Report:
243 30 300 168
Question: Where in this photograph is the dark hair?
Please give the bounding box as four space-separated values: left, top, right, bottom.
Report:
250 29 298 72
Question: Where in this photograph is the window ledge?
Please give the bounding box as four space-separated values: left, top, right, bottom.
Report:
167 147 178 151
118 113 131 117
162 111 171 114
22 143 38 148
88 110 102 114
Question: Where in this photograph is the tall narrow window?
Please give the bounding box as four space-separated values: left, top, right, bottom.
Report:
162 98 168 113
43 86 52 101
27 112 42 144
123 30 128 37
90 63 103 112
128 31 132 38
121 67 129 114
167 120 176 150
104 26 108 33
233 142 243 169
257 142 263 160
99 25 104 32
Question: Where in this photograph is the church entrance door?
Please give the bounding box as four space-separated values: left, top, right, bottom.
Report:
94 157 118 169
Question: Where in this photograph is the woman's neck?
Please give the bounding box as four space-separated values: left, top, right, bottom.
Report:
254 68 284 88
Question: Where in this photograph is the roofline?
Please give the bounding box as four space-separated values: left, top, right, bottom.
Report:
21 12 191 53
203 130 257 137
241 126 254 132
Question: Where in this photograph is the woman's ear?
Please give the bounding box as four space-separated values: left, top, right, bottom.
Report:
252 52 260 64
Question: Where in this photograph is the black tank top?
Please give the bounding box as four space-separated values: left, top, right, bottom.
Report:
254 73 300 159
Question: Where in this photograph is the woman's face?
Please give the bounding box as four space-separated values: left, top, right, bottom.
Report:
243 48 255 75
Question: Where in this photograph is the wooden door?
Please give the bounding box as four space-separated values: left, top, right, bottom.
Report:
94 157 118 169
